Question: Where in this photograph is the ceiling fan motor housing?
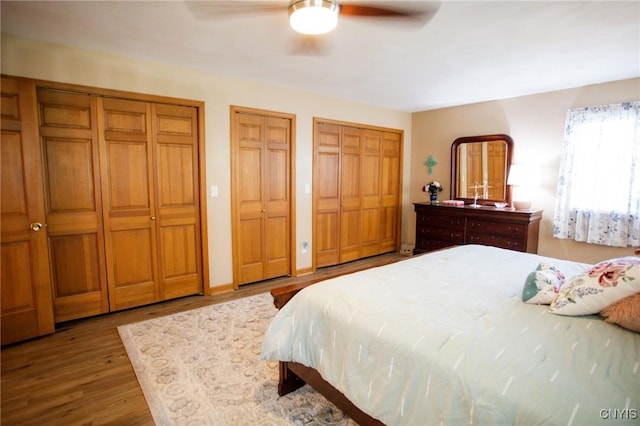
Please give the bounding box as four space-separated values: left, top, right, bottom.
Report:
288 0 340 35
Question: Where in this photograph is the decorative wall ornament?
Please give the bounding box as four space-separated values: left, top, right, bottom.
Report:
425 155 438 174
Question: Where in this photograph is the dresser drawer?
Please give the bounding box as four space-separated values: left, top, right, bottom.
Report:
467 219 526 238
418 225 464 244
467 233 525 251
417 214 464 231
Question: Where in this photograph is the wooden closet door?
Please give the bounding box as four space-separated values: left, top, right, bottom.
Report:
314 122 341 267
232 109 291 285
152 103 202 299
235 113 265 284
1 77 55 344
263 116 291 279
380 131 401 253
99 97 158 310
314 119 402 267
339 127 362 263
361 130 383 257
37 88 109 322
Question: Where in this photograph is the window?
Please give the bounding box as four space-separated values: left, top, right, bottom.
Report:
553 101 640 247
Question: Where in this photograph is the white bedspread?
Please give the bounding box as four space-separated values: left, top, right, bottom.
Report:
261 245 640 425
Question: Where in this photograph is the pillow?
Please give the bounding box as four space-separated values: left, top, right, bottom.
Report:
600 292 640 333
522 262 565 304
549 257 640 316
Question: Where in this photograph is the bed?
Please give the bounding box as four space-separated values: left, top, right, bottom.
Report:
261 245 640 425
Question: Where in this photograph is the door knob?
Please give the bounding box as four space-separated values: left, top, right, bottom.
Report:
151 216 156 220
30 222 44 232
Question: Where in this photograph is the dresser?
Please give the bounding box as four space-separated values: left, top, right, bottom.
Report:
414 203 542 254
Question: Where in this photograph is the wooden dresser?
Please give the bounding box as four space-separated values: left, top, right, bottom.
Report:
414 203 542 254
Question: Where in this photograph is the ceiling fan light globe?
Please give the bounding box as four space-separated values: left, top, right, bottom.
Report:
289 0 339 35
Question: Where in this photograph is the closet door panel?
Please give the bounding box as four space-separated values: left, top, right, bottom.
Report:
152 104 202 298
1 77 55 344
106 142 150 209
100 98 158 310
48 234 106 319
315 151 340 266
264 117 290 279
339 127 362 262
235 114 266 284
238 217 264 283
361 130 382 256
265 216 288 277
314 123 341 267
160 223 198 299
38 88 109 322
45 139 96 210
110 224 157 308
315 212 339 267
381 133 401 252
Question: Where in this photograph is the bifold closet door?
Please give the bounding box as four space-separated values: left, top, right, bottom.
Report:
99 98 158 310
314 120 402 268
100 98 202 311
380 131 401 253
339 126 363 263
314 123 364 266
232 110 291 285
37 88 110 322
152 103 202 300
314 122 341 267
360 130 383 257
1 77 55 344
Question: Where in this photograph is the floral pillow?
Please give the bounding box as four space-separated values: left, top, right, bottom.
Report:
549 257 640 316
600 292 640 333
522 263 565 304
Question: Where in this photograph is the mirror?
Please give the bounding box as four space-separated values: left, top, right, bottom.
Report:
450 134 513 206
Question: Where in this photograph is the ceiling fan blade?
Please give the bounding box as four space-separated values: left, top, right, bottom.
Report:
339 2 440 22
184 1 284 20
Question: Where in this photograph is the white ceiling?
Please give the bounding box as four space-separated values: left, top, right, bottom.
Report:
2 0 639 112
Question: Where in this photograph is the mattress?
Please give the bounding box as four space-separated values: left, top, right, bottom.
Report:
261 245 640 425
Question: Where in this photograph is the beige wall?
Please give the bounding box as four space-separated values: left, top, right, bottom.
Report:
1 34 413 290
411 77 640 263
4 34 637 288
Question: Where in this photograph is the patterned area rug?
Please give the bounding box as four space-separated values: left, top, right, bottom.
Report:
118 293 356 425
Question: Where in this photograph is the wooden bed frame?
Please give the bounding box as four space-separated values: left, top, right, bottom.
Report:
271 273 387 425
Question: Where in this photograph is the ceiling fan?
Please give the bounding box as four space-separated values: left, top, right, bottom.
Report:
186 1 438 55
197 1 438 34
287 0 434 34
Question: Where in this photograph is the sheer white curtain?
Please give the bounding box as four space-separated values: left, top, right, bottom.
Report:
553 101 640 247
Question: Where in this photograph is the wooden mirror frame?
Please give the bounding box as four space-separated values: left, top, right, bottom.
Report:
450 134 513 206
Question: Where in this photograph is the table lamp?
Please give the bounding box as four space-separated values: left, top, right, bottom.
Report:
507 164 540 210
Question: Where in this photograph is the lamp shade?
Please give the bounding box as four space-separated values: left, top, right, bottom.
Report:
289 0 339 35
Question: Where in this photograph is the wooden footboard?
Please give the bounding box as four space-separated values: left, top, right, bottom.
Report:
279 361 385 426
269 256 409 425
269 262 401 425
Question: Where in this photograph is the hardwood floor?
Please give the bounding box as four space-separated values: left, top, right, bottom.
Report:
1 253 406 425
